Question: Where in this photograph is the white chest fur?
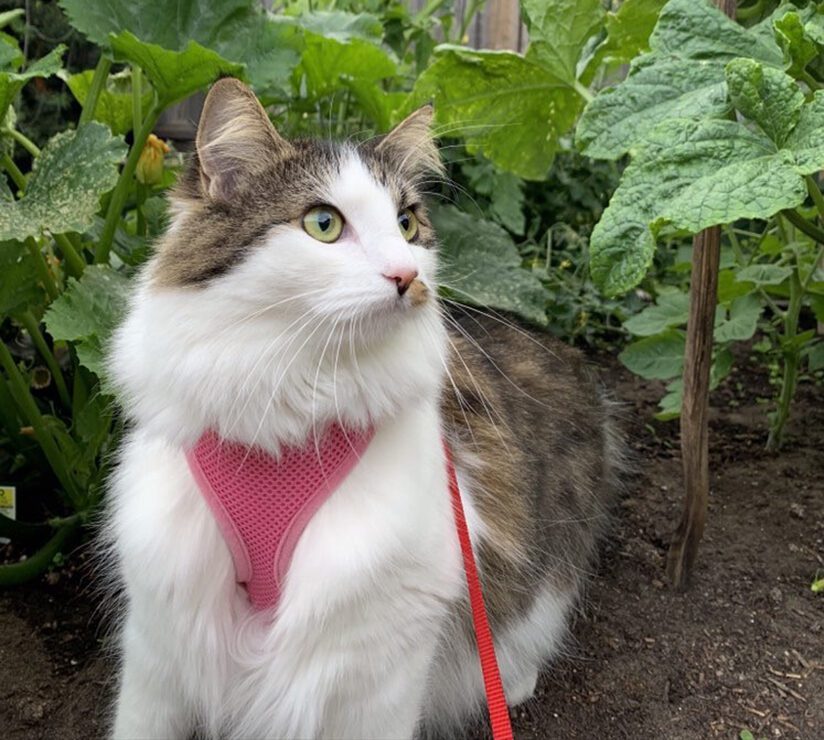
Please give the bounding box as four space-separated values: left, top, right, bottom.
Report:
109 401 463 739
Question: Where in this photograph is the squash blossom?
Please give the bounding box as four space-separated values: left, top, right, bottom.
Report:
136 134 170 185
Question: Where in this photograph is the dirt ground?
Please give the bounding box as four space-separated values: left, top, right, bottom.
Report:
1 351 822 740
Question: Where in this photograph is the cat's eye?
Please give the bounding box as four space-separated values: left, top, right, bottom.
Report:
303 206 344 243
398 208 418 241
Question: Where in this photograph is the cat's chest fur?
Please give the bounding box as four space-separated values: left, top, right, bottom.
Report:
110 399 462 738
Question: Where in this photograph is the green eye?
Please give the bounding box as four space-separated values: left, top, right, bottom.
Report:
303 206 344 243
398 208 418 241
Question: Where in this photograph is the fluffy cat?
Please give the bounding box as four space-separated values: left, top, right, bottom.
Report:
105 78 622 739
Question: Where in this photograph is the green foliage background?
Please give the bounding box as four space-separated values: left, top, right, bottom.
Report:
1 0 823 581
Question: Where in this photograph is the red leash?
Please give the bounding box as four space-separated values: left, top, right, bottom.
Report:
445 443 514 740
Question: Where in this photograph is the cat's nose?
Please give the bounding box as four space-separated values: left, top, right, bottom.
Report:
383 267 418 296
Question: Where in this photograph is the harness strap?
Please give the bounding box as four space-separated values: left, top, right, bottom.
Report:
444 442 514 740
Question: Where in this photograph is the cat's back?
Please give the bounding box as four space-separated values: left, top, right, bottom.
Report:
440 307 622 616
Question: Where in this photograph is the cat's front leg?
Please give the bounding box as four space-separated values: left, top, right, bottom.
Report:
320 642 437 740
112 613 194 740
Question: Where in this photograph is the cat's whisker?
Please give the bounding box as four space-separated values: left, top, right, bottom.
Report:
441 307 557 414
440 295 562 363
243 311 331 453
310 315 345 473
225 306 325 438
416 321 481 452
439 317 515 460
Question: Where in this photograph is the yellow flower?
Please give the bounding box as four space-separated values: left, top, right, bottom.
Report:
560 259 572 269
136 134 170 185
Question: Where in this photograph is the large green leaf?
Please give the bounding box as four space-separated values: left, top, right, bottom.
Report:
212 15 300 98
650 0 783 66
0 241 41 316
522 0 603 84
413 46 581 180
0 46 65 119
0 123 126 242
58 0 250 51
577 0 789 160
783 90 824 172
589 98 824 296
64 68 154 136
298 30 396 100
461 158 525 235
583 0 667 80
109 32 243 106
576 57 729 159
725 58 803 146
59 0 292 99
43 265 129 379
285 10 383 42
432 204 549 325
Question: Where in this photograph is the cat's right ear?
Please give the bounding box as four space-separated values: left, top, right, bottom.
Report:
196 78 292 203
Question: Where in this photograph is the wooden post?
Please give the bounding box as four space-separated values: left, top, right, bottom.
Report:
666 0 736 590
482 0 521 50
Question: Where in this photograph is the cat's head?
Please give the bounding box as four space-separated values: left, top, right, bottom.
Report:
112 79 448 447
153 77 443 321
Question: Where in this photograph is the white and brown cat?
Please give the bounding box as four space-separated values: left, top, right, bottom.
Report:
105 78 622 739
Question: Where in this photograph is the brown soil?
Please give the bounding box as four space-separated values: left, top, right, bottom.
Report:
1 352 822 740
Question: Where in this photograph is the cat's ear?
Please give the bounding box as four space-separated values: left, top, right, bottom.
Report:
196 78 292 203
375 105 443 177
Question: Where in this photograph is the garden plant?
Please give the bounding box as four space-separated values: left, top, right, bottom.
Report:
0 0 822 595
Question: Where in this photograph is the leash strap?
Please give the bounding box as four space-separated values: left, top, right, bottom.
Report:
444 443 514 740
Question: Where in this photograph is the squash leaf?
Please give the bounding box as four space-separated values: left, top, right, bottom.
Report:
432 204 548 325
0 123 127 242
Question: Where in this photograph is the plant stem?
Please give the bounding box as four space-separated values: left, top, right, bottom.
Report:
0 376 22 451
18 311 71 409
458 0 485 41
0 511 81 544
736 0 765 21
802 244 824 291
1 152 26 190
2 127 41 158
573 79 595 105
724 224 783 316
25 238 58 301
52 232 85 278
96 99 163 263
135 183 147 237
805 176 824 222
78 55 112 127
0 519 80 586
801 71 822 92
782 209 824 243
0 341 82 507
132 65 143 134
766 264 803 452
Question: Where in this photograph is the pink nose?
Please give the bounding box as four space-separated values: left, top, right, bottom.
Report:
383 267 418 296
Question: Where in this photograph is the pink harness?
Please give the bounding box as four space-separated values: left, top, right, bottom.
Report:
186 424 373 610
186 425 513 739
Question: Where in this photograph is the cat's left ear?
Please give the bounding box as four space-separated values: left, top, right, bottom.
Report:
375 105 443 177
196 78 293 203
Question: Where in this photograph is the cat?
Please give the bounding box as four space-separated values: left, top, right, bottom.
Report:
105 77 623 739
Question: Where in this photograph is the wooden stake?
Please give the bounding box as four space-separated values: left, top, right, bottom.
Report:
666 0 735 590
666 227 721 588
